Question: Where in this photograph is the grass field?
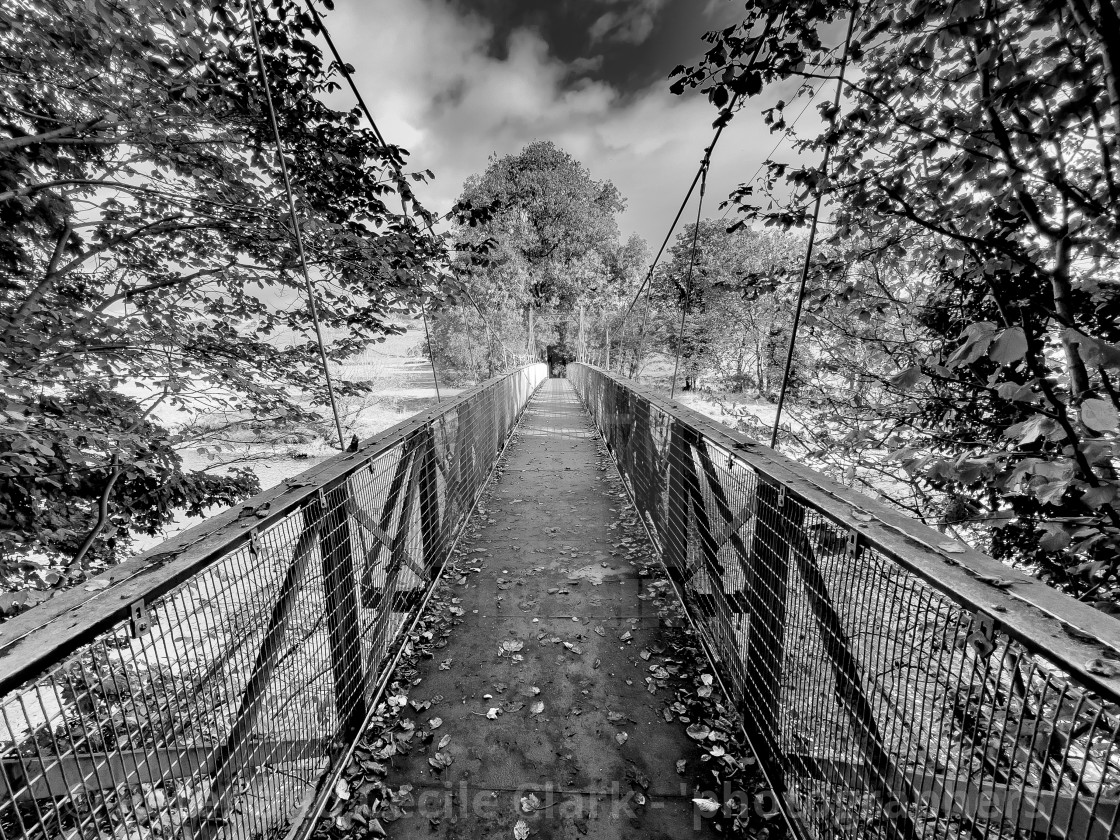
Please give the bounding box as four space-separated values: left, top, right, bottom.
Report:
132 320 458 554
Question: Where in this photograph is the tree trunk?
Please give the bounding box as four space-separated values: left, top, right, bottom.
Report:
1050 236 1093 400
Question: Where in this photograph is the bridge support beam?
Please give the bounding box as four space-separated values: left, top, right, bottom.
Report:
320 482 367 742
742 478 791 790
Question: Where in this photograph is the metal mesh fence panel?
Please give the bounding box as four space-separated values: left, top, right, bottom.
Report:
568 362 1120 840
0 364 546 840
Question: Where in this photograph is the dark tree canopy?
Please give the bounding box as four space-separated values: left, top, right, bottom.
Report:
675 0 1120 598
0 0 444 610
437 141 639 368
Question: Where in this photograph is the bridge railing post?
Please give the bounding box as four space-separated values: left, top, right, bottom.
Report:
319 482 367 742
417 423 443 574
742 478 791 789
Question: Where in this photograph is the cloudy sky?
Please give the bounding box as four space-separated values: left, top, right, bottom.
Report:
317 0 817 249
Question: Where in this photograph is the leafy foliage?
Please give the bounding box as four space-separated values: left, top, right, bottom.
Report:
0 0 444 606
646 220 804 393
675 0 1120 597
436 141 641 369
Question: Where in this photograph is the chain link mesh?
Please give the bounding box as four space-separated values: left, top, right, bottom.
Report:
569 362 1120 840
0 364 546 840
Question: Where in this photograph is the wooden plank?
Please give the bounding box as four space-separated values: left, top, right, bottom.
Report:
3 739 326 799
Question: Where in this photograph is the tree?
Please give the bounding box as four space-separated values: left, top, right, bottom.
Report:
0 0 442 611
449 141 631 361
674 0 1120 598
646 220 802 394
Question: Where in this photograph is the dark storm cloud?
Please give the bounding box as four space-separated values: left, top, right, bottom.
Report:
444 0 737 92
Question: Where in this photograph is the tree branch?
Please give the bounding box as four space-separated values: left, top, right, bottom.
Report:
0 116 106 153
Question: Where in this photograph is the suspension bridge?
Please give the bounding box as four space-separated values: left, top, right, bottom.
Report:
2 364 1119 840
4 0 1120 836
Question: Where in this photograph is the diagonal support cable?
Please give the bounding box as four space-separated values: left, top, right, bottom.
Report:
248 1 346 449
768 6 858 450
670 163 708 399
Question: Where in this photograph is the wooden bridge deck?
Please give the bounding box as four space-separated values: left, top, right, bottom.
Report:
377 378 714 838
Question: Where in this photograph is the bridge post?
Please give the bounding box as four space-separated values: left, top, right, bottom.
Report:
664 420 691 587
417 424 442 571
320 481 367 741
742 478 792 789
633 396 661 524
186 508 323 840
454 397 476 509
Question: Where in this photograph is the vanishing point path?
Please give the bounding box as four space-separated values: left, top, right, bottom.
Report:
381 378 714 839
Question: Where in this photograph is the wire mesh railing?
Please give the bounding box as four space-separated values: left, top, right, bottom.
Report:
0 363 546 840
568 362 1120 840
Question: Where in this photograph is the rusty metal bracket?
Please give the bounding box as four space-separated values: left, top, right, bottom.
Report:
129 600 150 638
967 611 998 657
846 529 862 560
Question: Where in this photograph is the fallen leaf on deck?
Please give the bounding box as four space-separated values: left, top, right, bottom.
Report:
428 751 453 770
686 724 711 740
513 819 530 839
520 792 541 812
693 797 720 816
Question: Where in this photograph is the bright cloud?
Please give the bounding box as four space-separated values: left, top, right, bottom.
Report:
322 0 787 247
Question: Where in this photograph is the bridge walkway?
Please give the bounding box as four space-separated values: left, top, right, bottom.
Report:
375 377 712 839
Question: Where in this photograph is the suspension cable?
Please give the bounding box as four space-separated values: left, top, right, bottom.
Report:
304 0 457 400
669 163 708 399
419 299 442 402
618 99 739 376
768 5 857 449
248 0 346 449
